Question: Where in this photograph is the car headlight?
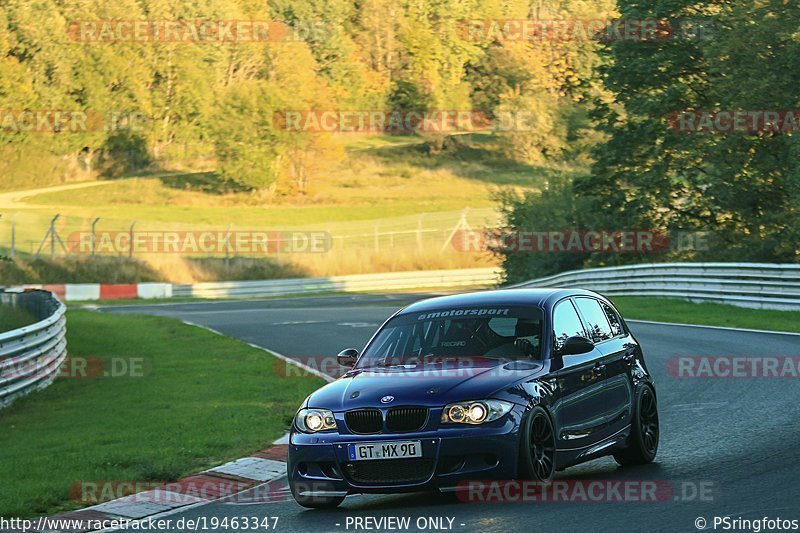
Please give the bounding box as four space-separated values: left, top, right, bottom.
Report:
295 408 337 433
441 400 513 425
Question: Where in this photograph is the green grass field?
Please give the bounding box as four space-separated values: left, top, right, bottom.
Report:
0 311 323 518
1 134 565 281
7 134 554 228
612 297 800 334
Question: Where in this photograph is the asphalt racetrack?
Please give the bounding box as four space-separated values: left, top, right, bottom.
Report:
101 294 800 532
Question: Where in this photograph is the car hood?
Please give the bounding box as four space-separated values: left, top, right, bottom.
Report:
306 358 544 410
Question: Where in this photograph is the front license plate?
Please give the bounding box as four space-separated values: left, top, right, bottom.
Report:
348 440 422 461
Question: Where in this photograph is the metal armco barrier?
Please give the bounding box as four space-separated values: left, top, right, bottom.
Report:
513 262 800 310
0 289 67 409
174 268 502 299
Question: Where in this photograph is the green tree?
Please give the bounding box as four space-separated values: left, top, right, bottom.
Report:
211 40 341 193
495 171 593 283
586 0 800 263
212 80 286 191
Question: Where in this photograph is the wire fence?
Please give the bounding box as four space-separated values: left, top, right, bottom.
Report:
0 208 500 260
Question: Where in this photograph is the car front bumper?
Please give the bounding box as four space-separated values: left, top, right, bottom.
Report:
288 406 524 496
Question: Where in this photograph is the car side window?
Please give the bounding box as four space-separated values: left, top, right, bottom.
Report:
574 298 614 343
553 300 586 351
600 301 624 337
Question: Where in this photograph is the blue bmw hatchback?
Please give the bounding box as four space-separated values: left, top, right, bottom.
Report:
288 288 659 508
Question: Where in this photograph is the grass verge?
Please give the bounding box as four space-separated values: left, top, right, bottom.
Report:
0 256 310 285
612 296 800 334
20 134 549 227
0 310 323 518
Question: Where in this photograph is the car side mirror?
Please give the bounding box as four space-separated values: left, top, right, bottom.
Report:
337 348 359 367
559 336 595 356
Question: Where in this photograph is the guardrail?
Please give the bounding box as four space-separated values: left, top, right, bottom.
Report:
0 289 67 409
513 262 800 310
174 268 502 299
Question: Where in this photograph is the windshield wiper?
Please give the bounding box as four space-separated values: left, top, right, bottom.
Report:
359 361 414 369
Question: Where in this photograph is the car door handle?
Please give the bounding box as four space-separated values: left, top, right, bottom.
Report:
592 363 606 375
623 347 636 364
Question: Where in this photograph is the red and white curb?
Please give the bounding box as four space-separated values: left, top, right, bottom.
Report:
8 283 173 302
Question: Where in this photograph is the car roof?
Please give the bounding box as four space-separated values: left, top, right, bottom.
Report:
398 288 605 315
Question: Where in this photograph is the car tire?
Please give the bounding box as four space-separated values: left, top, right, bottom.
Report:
518 406 557 481
614 384 659 466
289 482 345 509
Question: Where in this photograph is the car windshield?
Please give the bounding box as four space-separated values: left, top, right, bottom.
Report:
357 306 544 368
